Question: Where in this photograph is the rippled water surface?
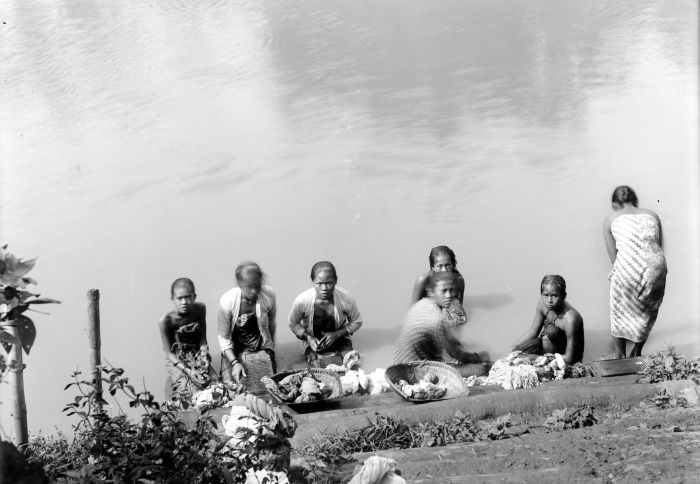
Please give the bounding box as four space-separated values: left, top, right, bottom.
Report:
1 0 698 434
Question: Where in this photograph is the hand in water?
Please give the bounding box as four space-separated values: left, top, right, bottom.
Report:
232 362 247 383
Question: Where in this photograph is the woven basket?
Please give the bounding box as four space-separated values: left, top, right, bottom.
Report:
266 368 343 408
385 361 468 402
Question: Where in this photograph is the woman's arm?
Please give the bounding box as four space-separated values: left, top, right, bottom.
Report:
410 273 430 306
159 315 191 375
456 274 465 305
288 296 319 351
603 216 617 264
197 303 209 352
654 212 664 250
562 312 584 365
511 301 545 349
267 289 277 342
444 328 480 363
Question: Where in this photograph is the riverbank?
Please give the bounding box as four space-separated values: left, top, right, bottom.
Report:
177 372 699 482
338 402 700 483
286 377 700 483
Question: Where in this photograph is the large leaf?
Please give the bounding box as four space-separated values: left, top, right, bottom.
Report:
0 254 37 287
17 315 36 355
26 297 61 305
0 328 14 344
4 254 36 278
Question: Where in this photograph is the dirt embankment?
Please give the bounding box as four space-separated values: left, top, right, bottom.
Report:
343 400 700 483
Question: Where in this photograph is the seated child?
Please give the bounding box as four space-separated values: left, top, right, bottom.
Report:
512 275 584 364
218 262 277 395
158 278 216 402
410 245 468 327
288 261 363 366
395 271 481 365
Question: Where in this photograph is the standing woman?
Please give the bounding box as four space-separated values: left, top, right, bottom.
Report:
410 245 467 327
218 261 277 394
604 186 667 358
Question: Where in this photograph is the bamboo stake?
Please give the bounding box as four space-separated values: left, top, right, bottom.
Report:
8 322 28 446
87 289 103 410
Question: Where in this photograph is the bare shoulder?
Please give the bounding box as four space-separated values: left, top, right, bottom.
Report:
603 211 619 228
562 304 583 327
535 297 547 314
159 310 175 328
192 302 206 316
415 271 431 286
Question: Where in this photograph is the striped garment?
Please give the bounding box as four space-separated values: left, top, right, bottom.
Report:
393 298 452 364
609 213 667 342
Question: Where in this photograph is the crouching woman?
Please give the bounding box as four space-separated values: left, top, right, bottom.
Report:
394 271 481 365
218 262 277 394
512 274 584 364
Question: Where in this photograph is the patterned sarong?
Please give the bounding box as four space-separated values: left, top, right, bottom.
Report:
609 214 667 342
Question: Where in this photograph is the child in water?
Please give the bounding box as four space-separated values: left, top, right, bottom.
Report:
512 275 584 364
410 245 467 327
158 278 216 401
395 271 481 365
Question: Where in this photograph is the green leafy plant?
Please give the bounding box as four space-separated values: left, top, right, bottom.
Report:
0 245 60 357
26 364 286 483
482 413 514 440
648 388 687 409
637 343 700 385
415 411 480 447
544 406 597 431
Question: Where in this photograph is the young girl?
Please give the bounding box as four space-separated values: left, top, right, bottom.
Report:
512 275 584 364
410 245 467 327
158 278 215 400
288 261 363 366
395 271 481 365
217 262 277 394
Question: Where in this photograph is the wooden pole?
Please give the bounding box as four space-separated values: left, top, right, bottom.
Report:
87 289 103 410
8 323 28 446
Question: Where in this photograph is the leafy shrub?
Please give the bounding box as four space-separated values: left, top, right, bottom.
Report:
544 406 597 431
648 388 687 409
26 365 280 483
637 343 700 385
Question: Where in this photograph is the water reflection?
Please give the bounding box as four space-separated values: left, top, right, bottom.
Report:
0 0 696 437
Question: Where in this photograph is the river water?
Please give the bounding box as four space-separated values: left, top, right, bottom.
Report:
1 0 698 435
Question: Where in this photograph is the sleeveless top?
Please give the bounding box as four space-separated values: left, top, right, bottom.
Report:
233 313 263 353
172 321 203 356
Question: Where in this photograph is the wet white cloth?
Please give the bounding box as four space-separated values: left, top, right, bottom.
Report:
484 352 540 390
349 456 406 484
245 469 289 484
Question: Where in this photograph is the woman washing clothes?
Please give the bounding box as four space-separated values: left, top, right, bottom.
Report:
218 261 277 394
604 185 667 358
395 271 481 365
159 278 217 402
512 275 584 364
288 261 363 367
